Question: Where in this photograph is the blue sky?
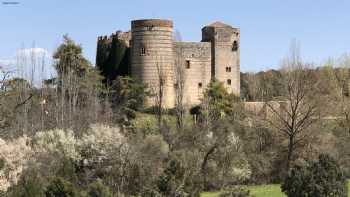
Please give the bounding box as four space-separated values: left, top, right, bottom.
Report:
1 0 350 72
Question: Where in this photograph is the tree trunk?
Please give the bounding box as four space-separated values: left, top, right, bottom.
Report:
286 135 294 171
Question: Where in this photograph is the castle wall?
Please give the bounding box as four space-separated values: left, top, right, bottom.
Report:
174 42 211 105
130 19 175 108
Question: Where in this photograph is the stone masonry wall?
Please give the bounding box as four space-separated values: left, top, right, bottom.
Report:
202 23 240 96
174 42 211 105
131 19 175 108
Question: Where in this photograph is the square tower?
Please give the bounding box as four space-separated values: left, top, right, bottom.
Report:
202 21 240 96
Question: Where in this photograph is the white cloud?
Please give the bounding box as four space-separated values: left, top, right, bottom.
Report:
16 48 52 59
0 48 52 68
1 47 56 86
0 59 15 68
0 59 15 66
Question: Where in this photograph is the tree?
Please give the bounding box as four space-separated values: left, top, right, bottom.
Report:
96 34 130 84
282 154 348 197
200 80 240 123
0 77 33 137
197 81 246 189
109 76 148 125
53 35 104 131
264 43 319 171
154 57 166 129
325 54 350 133
174 44 186 130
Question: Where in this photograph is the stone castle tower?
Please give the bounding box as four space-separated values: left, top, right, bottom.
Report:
202 22 240 95
130 19 176 107
97 19 240 108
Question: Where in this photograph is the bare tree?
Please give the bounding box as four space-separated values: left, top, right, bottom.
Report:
154 56 165 128
0 66 12 92
264 43 319 171
328 54 350 133
0 67 13 131
174 44 186 129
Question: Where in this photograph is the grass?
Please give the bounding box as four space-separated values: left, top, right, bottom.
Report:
201 181 350 197
201 184 284 197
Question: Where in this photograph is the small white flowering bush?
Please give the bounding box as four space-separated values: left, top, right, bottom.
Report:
33 129 80 161
79 124 127 166
0 136 33 192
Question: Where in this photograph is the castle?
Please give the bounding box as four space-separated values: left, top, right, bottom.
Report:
97 19 240 108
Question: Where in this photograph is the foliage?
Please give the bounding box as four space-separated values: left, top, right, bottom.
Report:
281 154 348 197
6 169 45 197
0 136 33 191
33 129 80 161
52 35 105 132
45 177 80 197
53 35 90 78
86 179 112 197
78 124 127 175
240 70 285 102
201 80 241 121
156 159 190 197
96 36 130 83
109 76 149 125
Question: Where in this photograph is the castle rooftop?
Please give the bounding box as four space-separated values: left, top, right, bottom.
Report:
131 19 173 28
204 21 239 30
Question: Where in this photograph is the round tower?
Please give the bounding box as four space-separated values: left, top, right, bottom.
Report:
131 19 175 107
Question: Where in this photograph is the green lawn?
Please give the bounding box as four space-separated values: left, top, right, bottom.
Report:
201 181 350 197
201 184 284 197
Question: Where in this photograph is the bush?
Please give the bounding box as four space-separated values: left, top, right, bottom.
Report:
6 170 45 197
282 154 348 197
219 187 250 197
0 136 33 192
45 177 79 197
87 179 112 197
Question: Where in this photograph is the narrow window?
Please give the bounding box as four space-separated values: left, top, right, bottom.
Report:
226 67 231 72
232 41 238 51
141 47 146 55
186 60 191 69
227 79 231 85
198 83 202 88
147 25 154 31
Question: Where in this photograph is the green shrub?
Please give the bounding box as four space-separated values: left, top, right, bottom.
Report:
282 154 348 197
45 177 79 197
87 179 112 197
6 170 45 197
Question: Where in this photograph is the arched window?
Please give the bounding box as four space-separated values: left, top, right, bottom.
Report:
186 60 191 69
232 41 238 51
227 79 231 85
